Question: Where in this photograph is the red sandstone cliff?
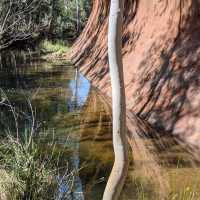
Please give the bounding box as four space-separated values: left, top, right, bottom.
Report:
70 0 200 149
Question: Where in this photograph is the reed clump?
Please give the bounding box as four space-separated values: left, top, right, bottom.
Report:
0 132 72 200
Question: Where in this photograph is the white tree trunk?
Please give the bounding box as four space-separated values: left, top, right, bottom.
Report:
102 0 129 200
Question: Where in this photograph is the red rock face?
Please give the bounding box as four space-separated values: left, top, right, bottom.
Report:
70 0 200 148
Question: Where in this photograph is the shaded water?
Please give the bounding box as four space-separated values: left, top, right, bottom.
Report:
0 55 113 200
0 53 200 200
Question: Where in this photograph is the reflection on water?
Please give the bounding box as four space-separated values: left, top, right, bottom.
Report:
0 54 200 199
69 68 90 109
0 56 113 199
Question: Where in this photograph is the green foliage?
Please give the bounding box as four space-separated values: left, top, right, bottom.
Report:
0 0 52 50
49 0 91 39
0 132 71 199
130 169 200 200
40 40 70 54
0 0 91 50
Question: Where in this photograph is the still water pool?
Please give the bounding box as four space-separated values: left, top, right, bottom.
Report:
0 54 200 200
0 56 114 200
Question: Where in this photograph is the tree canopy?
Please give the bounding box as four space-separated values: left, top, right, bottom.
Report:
0 0 91 50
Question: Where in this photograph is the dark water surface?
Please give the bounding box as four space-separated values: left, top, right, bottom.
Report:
0 55 114 200
1 54 200 200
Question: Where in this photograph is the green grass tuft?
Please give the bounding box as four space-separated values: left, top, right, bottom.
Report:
0 132 72 200
40 40 70 54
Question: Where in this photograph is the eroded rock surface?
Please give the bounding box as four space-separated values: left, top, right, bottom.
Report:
70 0 200 149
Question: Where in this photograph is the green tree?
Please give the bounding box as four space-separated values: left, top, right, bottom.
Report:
0 0 52 50
0 0 91 50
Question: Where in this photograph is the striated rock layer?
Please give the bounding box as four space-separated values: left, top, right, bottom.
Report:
70 0 200 149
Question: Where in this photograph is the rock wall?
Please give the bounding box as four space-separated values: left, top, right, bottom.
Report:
70 0 200 149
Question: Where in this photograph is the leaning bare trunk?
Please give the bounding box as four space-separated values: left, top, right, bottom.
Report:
102 0 128 200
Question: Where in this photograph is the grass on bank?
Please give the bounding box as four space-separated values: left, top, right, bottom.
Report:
126 162 200 200
128 175 200 200
0 131 73 200
39 40 70 55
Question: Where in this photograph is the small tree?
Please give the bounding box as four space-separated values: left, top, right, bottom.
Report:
103 0 129 200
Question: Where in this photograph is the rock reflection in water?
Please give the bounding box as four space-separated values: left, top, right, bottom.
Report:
0 53 200 199
0 55 113 199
